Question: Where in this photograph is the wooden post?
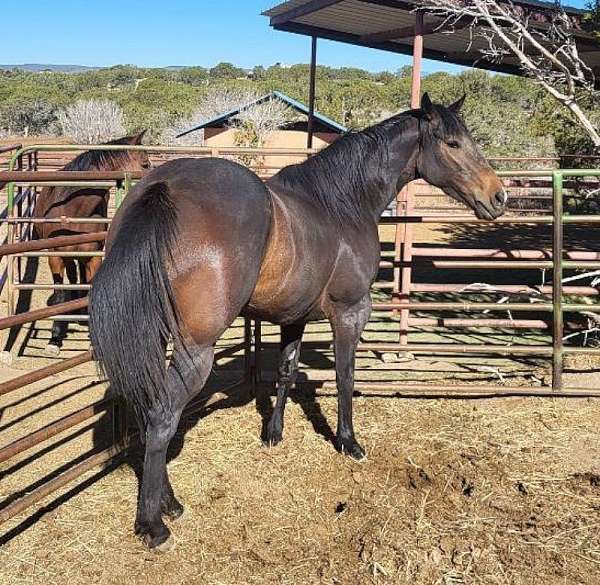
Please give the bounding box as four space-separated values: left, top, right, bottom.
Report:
394 12 424 349
307 36 318 149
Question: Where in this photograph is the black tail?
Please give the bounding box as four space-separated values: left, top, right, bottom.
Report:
89 182 180 422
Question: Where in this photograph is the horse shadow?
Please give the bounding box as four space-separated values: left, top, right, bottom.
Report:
126 341 338 481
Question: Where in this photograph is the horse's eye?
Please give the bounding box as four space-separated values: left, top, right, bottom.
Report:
447 141 460 149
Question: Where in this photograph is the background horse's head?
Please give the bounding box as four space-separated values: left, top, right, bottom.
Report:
416 93 506 220
105 130 151 172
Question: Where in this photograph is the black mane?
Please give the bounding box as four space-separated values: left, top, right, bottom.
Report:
272 105 466 226
64 135 139 171
272 111 415 226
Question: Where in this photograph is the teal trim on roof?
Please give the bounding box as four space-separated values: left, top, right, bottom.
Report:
176 91 347 138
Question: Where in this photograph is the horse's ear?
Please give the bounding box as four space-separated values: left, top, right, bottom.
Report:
420 92 436 121
132 129 147 145
448 94 466 113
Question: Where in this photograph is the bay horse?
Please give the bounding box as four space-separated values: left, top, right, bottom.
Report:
33 131 150 355
89 94 506 550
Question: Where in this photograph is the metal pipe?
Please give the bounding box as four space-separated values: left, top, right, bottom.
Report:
0 231 106 257
0 350 92 396
0 171 145 182
553 172 564 391
414 259 580 270
410 283 599 296
17 251 103 257
408 248 600 260
0 297 88 330
47 315 89 321
372 301 600 313
358 342 600 356
307 36 318 149
0 398 111 465
408 317 549 329
15 283 91 290
0 443 125 525
0 144 22 155
1 217 112 224
410 12 424 108
372 301 553 311
318 381 600 398
378 215 600 224
358 342 554 355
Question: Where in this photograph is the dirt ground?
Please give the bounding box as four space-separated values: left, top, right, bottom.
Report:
1 374 600 585
2 189 600 584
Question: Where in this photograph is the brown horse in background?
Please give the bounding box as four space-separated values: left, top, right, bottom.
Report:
34 131 150 354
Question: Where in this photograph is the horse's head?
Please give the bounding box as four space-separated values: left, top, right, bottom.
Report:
118 130 152 171
416 93 506 220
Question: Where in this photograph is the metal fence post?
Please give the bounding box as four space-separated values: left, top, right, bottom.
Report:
552 171 564 392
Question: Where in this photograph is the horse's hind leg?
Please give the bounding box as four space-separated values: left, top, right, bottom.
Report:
264 322 305 446
135 343 214 550
46 256 69 355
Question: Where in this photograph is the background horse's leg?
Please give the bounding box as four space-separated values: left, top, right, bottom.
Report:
327 294 371 460
46 255 68 355
84 255 102 284
264 322 305 446
135 344 214 550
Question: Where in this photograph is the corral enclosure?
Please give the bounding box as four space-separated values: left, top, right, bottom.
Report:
2 141 600 585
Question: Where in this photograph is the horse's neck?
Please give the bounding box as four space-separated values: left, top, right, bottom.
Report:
361 134 419 222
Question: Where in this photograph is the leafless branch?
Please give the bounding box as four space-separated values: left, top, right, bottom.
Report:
416 0 600 147
57 99 126 144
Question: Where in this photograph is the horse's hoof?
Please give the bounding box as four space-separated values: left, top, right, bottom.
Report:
145 533 175 553
0 351 12 366
263 418 283 448
339 439 367 461
262 430 283 448
44 343 61 357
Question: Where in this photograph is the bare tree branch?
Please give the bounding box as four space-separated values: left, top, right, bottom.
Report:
416 0 600 147
57 99 126 144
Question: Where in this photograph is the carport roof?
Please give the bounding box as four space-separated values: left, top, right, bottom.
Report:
263 0 600 76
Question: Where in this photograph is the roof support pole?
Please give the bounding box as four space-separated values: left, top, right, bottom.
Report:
307 35 318 149
410 11 424 107
395 11 424 349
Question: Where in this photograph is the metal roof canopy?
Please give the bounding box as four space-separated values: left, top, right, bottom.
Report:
263 0 600 76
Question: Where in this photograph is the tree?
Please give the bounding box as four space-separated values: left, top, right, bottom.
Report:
417 0 600 148
586 1 600 40
0 99 57 136
57 99 126 143
209 62 246 79
177 67 209 86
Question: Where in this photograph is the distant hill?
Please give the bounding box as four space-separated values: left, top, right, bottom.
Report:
0 64 99 73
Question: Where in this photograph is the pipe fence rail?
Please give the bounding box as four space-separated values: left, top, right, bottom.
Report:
0 144 599 529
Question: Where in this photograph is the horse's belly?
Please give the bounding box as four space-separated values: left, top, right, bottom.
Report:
245 193 333 324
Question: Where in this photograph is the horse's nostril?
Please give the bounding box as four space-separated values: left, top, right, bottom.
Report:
494 190 507 207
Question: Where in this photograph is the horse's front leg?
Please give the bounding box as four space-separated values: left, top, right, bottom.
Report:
46 256 69 355
327 294 371 460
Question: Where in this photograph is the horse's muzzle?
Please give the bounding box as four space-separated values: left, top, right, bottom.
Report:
475 190 506 220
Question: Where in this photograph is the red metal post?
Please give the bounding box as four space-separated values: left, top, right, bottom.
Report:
394 11 424 347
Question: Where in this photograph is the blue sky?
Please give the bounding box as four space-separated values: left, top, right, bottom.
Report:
1 0 590 73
